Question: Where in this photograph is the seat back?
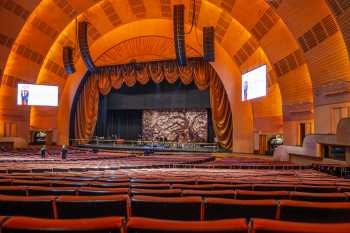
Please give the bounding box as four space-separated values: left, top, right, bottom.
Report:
131 189 182 197
251 218 350 233
279 200 350 223
0 195 55 218
182 190 235 199
56 195 129 219
253 184 295 191
77 188 129 196
295 185 338 193
2 216 122 233
0 186 27 196
131 196 202 220
28 187 76 196
236 190 289 200
127 217 248 233
204 198 277 220
290 192 348 202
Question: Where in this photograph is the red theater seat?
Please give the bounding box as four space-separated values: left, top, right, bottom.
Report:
131 188 182 197
0 186 27 196
131 183 170 190
131 196 202 220
253 184 295 191
279 200 350 223
28 187 77 196
236 190 289 200
0 195 55 218
251 218 350 233
55 195 129 219
204 198 278 220
127 217 248 233
77 187 129 196
290 192 348 202
295 185 338 193
89 182 130 188
2 216 122 233
182 190 236 199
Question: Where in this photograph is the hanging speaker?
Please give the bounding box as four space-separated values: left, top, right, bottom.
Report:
203 27 215 62
173 4 187 66
78 21 96 71
63 46 75 74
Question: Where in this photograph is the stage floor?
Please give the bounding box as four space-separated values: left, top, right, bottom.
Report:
77 143 229 153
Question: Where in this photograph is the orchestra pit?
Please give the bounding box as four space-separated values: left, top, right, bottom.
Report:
0 0 350 232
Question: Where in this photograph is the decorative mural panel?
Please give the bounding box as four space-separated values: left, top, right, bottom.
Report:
142 109 208 142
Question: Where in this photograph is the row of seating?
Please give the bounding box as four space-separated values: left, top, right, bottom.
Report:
0 194 349 222
1 185 350 202
313 163 350 178
0 153 215 173
1 182 350 193
0 216 349 233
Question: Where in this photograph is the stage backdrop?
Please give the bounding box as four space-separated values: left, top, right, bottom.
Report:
143 109 208 142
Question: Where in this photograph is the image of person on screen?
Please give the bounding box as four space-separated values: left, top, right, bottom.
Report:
243 80 249 101
21 90 29 105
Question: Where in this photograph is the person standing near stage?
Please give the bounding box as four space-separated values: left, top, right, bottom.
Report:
61 145 68 160
40 145 46 159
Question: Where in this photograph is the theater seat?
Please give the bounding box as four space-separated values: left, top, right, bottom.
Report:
131 183 170 190
56 195 129 219
131 196 202 220
253 184 295 191
295 185 338 193
0 186 27 196
236 190 289 200
28 187 76 196
182 190 235 199
251 218 350 233
131 189 182 197
0 195 55 218
77 187 129 196
290 192 348 202
279 200 350 223
204 198 278 220
2 216 122 233
89 182 130 188
127 217 248 233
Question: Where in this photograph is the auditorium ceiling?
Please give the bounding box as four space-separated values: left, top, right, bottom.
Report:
0 0 349 144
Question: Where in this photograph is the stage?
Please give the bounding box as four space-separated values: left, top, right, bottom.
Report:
76 141 228 153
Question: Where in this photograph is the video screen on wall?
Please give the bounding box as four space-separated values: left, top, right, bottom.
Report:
17 84 58 106
241 65 267 101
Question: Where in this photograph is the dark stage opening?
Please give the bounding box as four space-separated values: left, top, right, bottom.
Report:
94 79 215 143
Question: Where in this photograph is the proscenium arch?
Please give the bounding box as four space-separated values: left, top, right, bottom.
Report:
53 19 254 152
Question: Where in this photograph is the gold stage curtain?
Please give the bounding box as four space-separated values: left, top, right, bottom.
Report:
97 73 111 96
123 66 137 87
110 69 123 90
136 64 150 85
149 63 164 84
178 64 193 85
210 73 233 149
75 60 233 149
74 75 99 144
163 62 178 84
193 61 210 91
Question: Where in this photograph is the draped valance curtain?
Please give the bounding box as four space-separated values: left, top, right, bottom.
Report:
74 60 233 149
